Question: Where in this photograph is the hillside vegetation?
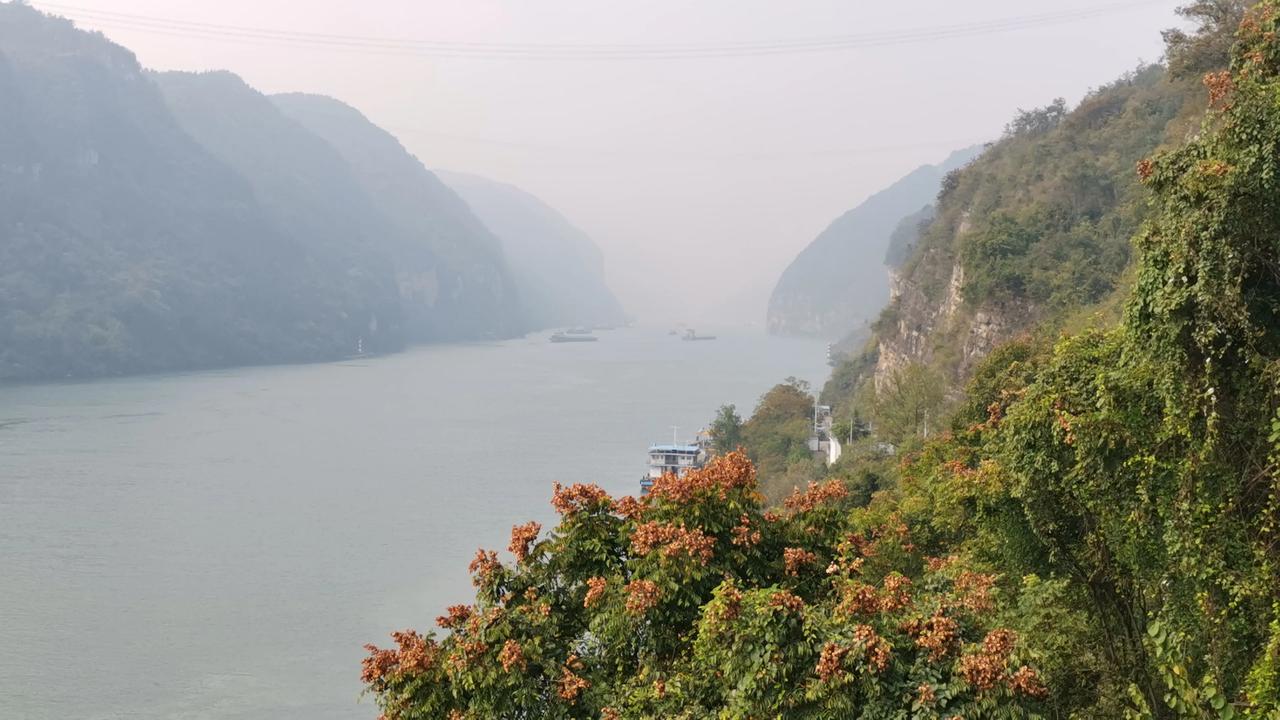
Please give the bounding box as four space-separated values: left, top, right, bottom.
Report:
153 71 409 354
824 53 1210 436
0 7 354 380
360 2 1280 717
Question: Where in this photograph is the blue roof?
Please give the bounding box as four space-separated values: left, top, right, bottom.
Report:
649 444 700 452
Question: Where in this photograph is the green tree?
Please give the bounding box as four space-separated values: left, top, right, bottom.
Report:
1163 0 1252 78
831 411 870 447
742 380 819 501
873 363 945 447
708 403 743 454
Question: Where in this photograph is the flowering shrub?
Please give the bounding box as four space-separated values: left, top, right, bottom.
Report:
623 579 661 615
630 521 716 562
582 576 607 608
361 453 1045 718
507 521 540 563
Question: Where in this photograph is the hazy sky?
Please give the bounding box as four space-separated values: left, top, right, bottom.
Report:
32 0 1184 324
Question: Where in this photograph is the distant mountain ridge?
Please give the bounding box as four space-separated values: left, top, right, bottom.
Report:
435 170 626 329
766 145 984 339
0 6 357 380
0 4 529 382
271 93 526 341
153 70 408 353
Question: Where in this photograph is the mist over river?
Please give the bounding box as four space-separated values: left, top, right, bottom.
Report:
0 327 829 720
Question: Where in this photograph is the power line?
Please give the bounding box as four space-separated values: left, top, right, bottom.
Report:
33 1 1173 60
37 1 1168 57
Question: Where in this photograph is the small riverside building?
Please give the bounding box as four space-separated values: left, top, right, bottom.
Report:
640 443 706 495
809 404 842 466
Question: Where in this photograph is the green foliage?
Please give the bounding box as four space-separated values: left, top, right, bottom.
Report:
1163 1 1252 79
1243 614 1280 710
860 10 1280 716
362 453 1052 719
820 340 879 412
873 363 946 448
804 8 1280 718
836 56 1207 414
821 52 1208 475
958 213 1039 305
1004 98 1067 138
824 451 888 508
939 64 1190 313
741 379 824 502
709 404 744 455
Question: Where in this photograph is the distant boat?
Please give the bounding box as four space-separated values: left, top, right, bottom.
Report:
682 329 716 341
565 326 593 335
550 332 598 343
667 329 678 336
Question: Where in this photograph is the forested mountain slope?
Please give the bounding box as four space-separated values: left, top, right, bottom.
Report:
0 5 376 380
0 4 530 382
154 70 408 354
436 170 627 329
272 94 525 342
767 145 983 339
824 60 1208 421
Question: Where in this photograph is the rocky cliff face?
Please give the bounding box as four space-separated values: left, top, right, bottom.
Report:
874 254 1015 394
823 64 1205 412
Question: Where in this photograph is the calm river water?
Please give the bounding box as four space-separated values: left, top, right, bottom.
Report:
0 327 829 719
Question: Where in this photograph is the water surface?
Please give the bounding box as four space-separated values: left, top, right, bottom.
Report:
0 327 829 719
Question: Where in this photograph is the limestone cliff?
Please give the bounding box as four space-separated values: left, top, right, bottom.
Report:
826 64 1206 411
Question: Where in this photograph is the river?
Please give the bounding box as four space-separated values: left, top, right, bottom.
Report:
0 327 829 719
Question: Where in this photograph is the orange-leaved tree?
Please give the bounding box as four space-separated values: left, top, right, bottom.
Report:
361 452 1047 719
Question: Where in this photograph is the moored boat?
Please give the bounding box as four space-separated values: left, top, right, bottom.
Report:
550 332 598 343
640 429 713 494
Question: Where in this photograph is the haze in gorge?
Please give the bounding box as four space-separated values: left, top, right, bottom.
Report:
14 2 1280 720
9 0 1180 327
